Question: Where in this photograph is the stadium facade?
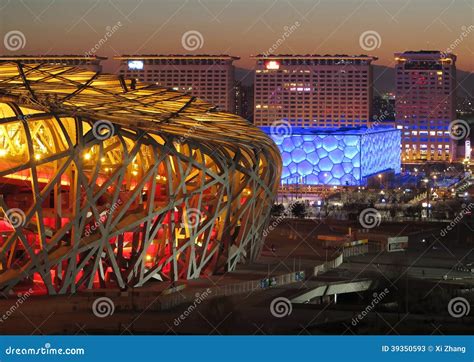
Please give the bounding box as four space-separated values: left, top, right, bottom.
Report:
0 62 281 295
261 126 401 186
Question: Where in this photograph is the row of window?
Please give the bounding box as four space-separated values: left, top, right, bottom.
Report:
404 131 450 135
256 73 368 77
256 60 372 65
122 60 233 65
403 144 451 149
255 120 369 125
130 76 229 81
256 117 368 121
121 69 228 72
256 103 367 106
397 125 450 129
404 137 452 142
266 98 368 101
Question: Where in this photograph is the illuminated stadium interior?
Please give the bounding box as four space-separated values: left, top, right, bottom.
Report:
261 126 401 186
0 62 281 295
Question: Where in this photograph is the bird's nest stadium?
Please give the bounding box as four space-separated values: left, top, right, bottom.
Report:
0 62 281 295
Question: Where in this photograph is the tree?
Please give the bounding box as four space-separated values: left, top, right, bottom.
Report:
291 202 307 218
270 203 285 217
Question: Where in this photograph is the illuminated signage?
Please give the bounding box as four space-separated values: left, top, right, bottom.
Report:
265 60 280 70
128 60 144 70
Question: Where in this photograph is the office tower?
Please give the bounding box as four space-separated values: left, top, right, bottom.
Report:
114 55 238 112
234 81 254 122
373 92 395 121
394 51 457 162
0 55 106 72
252 54 377 127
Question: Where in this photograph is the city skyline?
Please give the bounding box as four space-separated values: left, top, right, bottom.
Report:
0 0 473 348
0 0 473 73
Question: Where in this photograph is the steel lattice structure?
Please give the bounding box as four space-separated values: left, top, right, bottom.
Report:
0 62 281 295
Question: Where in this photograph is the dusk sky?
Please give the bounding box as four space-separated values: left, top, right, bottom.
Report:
1 0 473 72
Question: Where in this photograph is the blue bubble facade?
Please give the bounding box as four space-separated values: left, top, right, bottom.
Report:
261 126 401 186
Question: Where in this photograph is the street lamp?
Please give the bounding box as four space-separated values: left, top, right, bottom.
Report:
378 174 383 188
422 178 431 218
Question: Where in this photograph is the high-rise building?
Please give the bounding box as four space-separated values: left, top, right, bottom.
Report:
0 55 106 72
394 51 457 162
114 55 238 113
252 54 377 127
373 93 395 121
234 81 254 122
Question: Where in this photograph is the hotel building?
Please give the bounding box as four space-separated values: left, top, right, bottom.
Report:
0 55 106 72
114 54 238 112
252 55 377 127
394 51 457 162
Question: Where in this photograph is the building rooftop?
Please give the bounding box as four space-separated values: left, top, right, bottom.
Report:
114 54 239 60
252 54 378 60
0 55 107 60
394 50 456 60
260 125 398 136
404 50 442 54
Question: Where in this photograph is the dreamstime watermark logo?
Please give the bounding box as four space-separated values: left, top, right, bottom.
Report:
92 297 115 318
17 93 68 114
3 30 26 51
181 30 204 51
447 297 470 318
0 288 33 324
440 203 473 237
85 22 122 56
5 343 85 356
18 114 33 122
84 199 123 237
352 288 390 326
448 119 470 140
173 288 212 326
92 120 115 141
262 21 301 56
359 30 381 51
270 297 292 318
367 109 390 132
3 208 26 229
442 25 474 57
182 208 204 228
358 208 381 229
176 121 204 144
263 202 298 237
269 120 292 142
0 0 11 11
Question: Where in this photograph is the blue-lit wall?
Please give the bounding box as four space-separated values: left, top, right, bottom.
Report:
361 130 401 178
262 127 401 186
